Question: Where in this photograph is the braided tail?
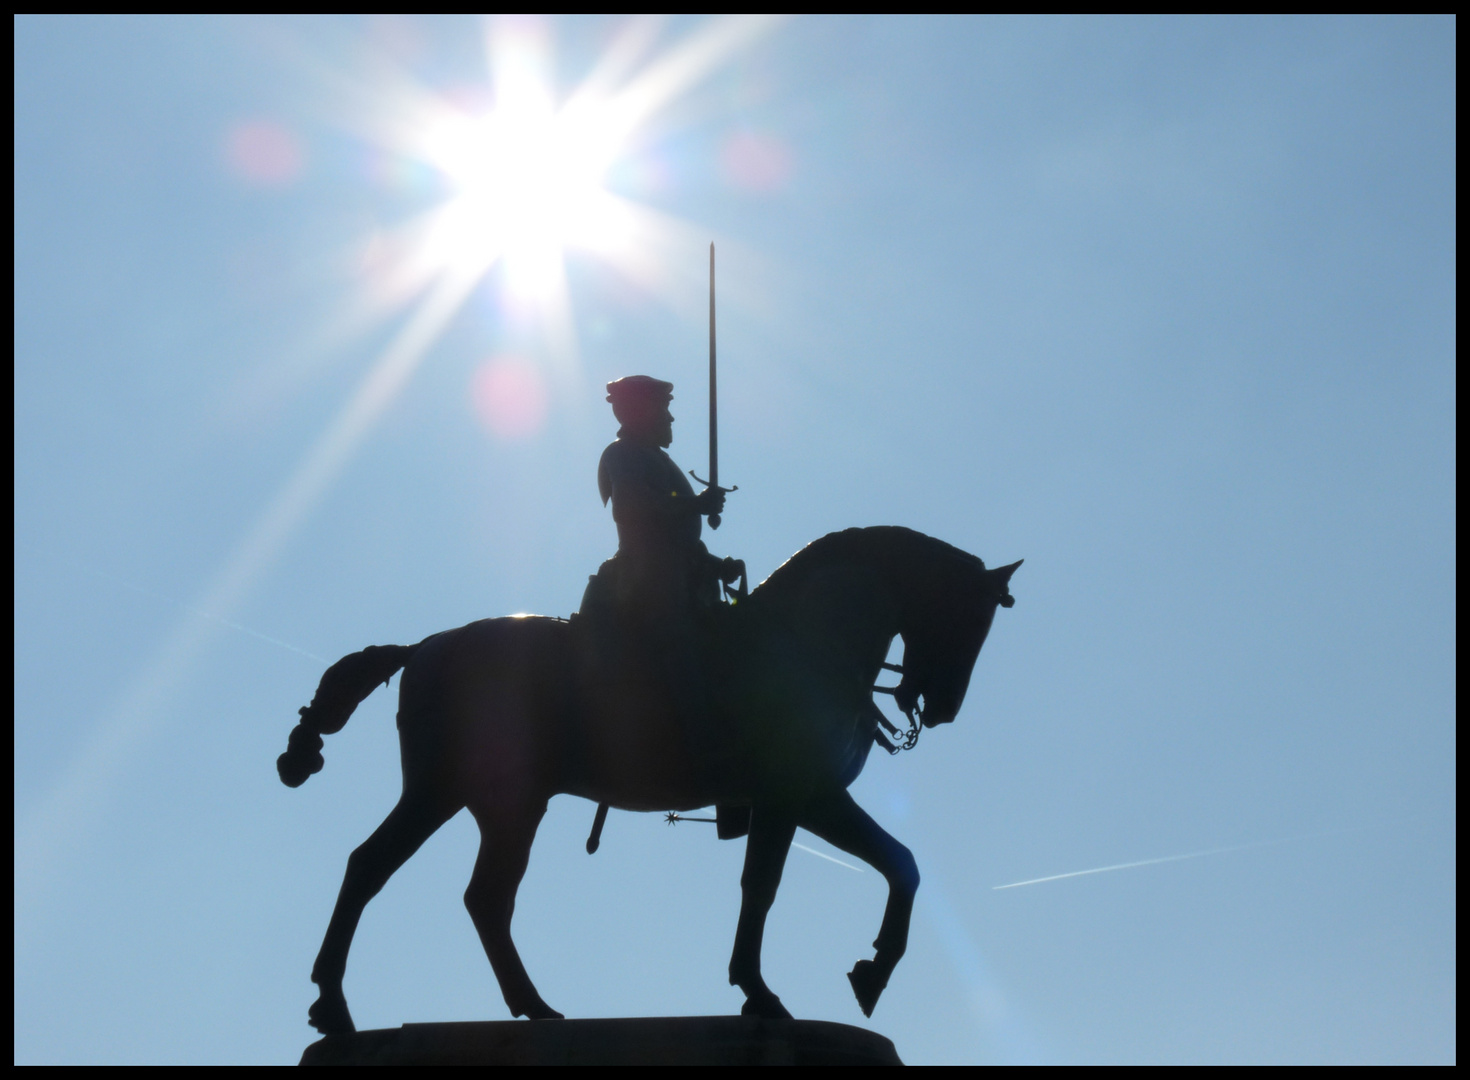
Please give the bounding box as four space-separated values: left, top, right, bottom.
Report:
277 643 420 787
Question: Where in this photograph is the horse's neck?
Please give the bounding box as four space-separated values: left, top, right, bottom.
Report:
753 528 952 666
769 564 903 681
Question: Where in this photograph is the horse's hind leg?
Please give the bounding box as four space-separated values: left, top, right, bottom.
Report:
798 789 919 1018
728 805 798 1018
308 791 460 1034
465 800 562 1020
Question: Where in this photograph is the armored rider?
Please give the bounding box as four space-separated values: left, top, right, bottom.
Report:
577 375 743 786
593 375 736 620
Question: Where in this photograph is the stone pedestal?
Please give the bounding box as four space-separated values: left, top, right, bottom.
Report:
300 1016 902 1066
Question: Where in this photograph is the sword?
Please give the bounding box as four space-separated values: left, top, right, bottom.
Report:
691 241 735 527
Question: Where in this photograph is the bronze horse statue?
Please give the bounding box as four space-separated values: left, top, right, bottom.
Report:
277 526 1020 1032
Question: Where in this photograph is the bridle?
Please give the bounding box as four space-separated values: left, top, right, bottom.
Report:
870 578 1014 754
872 662 921 754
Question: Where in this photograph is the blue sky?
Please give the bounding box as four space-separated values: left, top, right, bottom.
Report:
15 16 1455 1064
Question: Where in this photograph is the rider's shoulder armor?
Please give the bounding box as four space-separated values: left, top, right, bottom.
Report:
598 440 694 507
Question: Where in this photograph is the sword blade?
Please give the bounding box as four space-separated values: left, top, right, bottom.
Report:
708 241 721 528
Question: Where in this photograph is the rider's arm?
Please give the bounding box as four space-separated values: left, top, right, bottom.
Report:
682 487 726 517
638 479 722 520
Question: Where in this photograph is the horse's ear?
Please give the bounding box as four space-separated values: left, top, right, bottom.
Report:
992 559 1023 584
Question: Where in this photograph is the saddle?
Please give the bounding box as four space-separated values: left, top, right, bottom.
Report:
578 545 745 624
573 546 753 840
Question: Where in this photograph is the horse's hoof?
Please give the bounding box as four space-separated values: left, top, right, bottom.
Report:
520 1000 565 1020
741 990 793 1020
307 989 356 1035
847 960 888 1018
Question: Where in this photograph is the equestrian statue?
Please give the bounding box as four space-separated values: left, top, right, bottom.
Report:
276 249 1020 1034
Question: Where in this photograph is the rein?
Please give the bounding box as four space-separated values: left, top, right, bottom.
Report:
867 571 1015 755
872 662 921 754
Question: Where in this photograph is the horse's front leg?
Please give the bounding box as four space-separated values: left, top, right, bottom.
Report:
799 789 919 1018
728 804 797 1019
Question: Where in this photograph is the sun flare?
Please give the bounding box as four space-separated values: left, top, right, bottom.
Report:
360 16 773 320
419 92 633 295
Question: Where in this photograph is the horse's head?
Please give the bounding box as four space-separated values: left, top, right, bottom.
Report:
895 558 1021 727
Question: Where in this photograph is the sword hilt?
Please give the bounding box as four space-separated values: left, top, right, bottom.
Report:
689 471 736 530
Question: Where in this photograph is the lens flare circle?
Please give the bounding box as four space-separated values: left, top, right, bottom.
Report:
226 119 305 187
721 130 792 192
472 356 548 440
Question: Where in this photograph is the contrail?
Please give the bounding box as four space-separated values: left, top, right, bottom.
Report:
667 813 865 873
792 841 863 873
992 830 1345 890
96 567 326 658
172 611 328 665
21 547 330 665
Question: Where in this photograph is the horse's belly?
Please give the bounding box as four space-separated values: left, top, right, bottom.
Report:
568 679 714 810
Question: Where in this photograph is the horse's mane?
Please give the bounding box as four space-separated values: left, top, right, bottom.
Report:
751 526 986 608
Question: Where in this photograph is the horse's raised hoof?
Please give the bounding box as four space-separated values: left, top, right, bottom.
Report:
741 989 793 1020
308 988 356 1035
848 959 888 1018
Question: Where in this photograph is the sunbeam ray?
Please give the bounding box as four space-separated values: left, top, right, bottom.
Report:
15 262 483 921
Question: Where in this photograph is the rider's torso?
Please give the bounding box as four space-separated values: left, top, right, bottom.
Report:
598 439 701 561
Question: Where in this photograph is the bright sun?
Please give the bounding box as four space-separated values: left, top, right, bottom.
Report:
330 14 781 368
418 68 633 300
353 17 775 319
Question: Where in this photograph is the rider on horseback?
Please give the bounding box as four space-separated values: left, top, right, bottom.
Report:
579 376 743 786
584 374 739 622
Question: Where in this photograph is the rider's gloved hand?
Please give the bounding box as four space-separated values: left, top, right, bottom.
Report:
694 488 727 517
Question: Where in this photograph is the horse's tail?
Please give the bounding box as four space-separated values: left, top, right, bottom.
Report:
277 643 420 787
